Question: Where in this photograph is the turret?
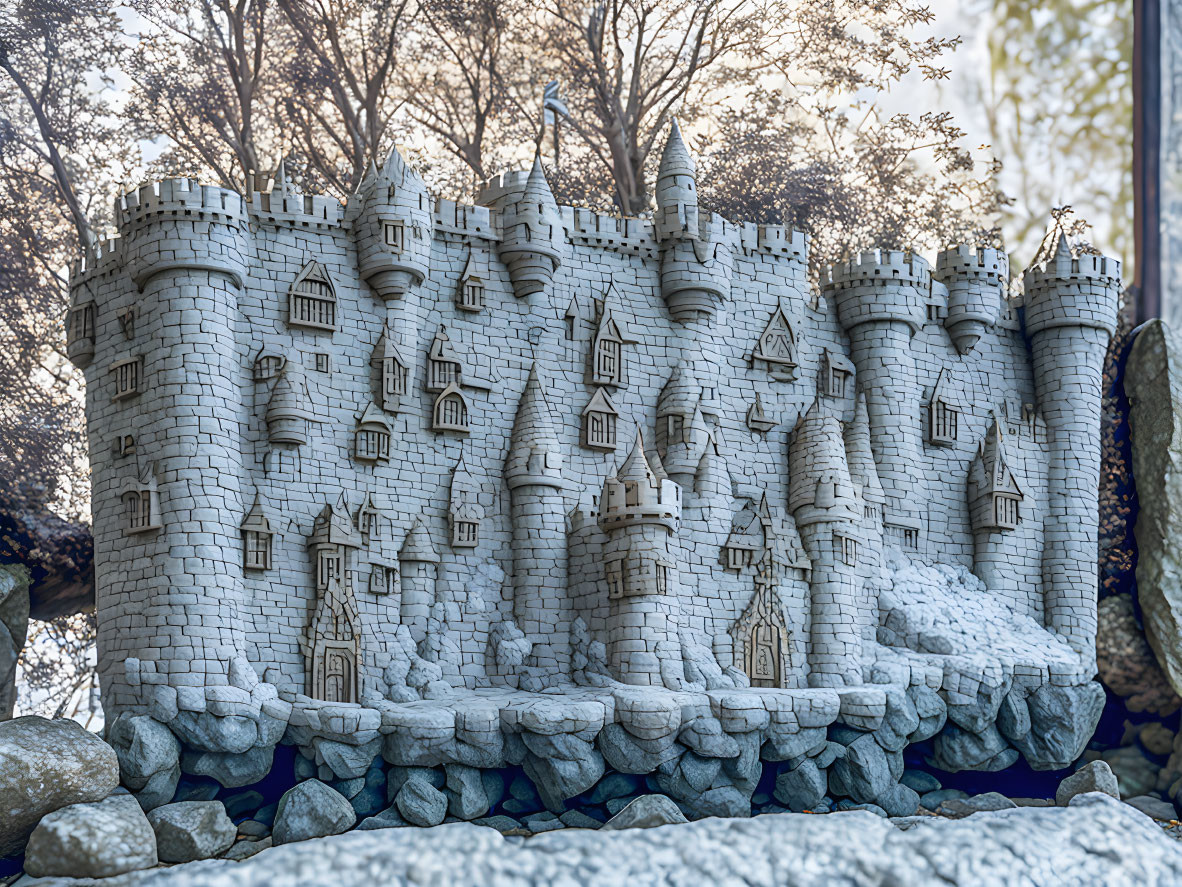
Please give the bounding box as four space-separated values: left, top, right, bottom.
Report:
506 365 570 674
494 157 565 299
788 399 863 687
655 361 711 487
692 439 733 535
653 122 730 322
1023 228 1120 660
399 518 440 644
305 495 363 702
933 246 1007 355
598 426 683 686
348 148 434 300
265 361 314 446
824 250 929 550
844 391 885 549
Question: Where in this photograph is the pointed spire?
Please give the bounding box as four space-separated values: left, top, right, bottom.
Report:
505 364 565 491
522 153 559 209
658 119 696 181
618 425 656 483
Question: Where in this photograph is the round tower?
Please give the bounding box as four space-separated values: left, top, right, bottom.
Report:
788 399 863 687
97 178 252 712
825 250 929 551
505 365 569 673
933 246 1008 355
844 391 886 584
598 427 683 686
399 518 440 645
1023 233 1120 660
654 122 731 322
348 148 434 300
491 157 566 299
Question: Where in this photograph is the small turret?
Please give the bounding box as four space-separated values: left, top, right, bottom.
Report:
399 517 440 644
599 427 682 533
968 417 1023 532
653 122 730 322
934 246 1007 355
505 365 565 491
266 362 314 446
656 361 711 487
787 400 859 528
348 147 434 300
1022 232 1120 338
844 392 885 524
495 157 565 298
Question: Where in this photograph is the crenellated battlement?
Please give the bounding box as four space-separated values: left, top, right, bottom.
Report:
739 223 809 264
1023 252 1122 294
823 250 931 291
433 198 495 242
248 185 342 229
934 245 1008 285
118 178 249 229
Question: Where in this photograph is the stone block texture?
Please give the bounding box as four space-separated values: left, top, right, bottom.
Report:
68 127 1119 801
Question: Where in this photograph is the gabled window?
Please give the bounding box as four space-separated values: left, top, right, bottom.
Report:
426 326 463 392
581 388 620 451
241 495 273 570
372 323 409 412
123 465 162 535
357 494 380 541
111 357 143 401
590 295 628 387
456 253 485 312
927 369 960 446
288 261 337 332
432 383 470 433
822 349 853 399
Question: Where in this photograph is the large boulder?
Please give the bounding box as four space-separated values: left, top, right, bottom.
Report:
108 714 182 811
0 715 120 856
23 793 157 878
147 801 236 862
273 780 357 845
1010 683 1105 770
1056 761 1121 806
1127 319 1182 697
602 795 688 829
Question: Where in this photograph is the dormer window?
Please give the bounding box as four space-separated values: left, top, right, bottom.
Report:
822 350 853 399
426 326 463 392
288 261 337 331
383 221 405 251
240 497 273 571
432 383 470 433
927 369 960 446
582 389 619 451
456 253 485 312
589 292 629 387
111 357 143 401
355 404 392 463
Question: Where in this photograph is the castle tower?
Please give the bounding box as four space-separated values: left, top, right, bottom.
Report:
692 438 733 540
654 122 730 322
505 364 569 672
495 157 565 298
265 360 313 446
655 361 711 488
306 496 364 702
598 426 683 686
825 250 929 552
1023 231 1120 660
399 518 439 645
348 148 434 300
788 399 863 687
933 246 1008 355
88 179 253 712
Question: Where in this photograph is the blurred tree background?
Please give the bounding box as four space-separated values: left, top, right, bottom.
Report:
0 0 1133 723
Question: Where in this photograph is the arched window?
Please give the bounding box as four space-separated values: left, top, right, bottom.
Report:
432 384 470 433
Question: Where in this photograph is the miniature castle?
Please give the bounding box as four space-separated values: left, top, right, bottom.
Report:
68 124 1121 811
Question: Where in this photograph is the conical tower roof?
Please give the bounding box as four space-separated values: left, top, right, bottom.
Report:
505 364 565 490
266 361 311 421
658 119 696 181
522 154 559 210
400 517 440 563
